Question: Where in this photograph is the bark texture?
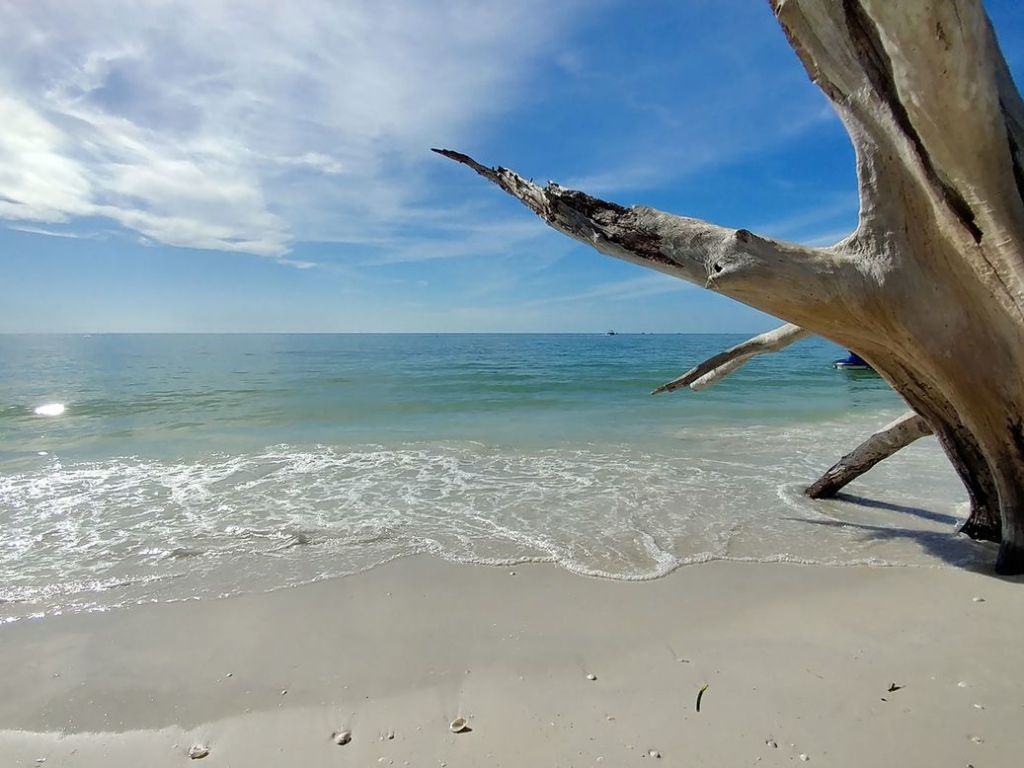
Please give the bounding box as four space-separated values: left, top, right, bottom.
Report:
437 0 1024 572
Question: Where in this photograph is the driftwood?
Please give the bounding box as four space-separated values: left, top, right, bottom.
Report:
663 326 1000 540
654 326 930 494
805 408 1000 541
805 411 933 497
438 0 1024 571
652 324 811 394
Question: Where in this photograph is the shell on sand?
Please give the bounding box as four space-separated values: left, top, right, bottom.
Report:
332 730 352 746
449 717 470 733
187 744 210 759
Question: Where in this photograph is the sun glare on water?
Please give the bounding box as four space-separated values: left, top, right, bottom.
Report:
34 403 66 417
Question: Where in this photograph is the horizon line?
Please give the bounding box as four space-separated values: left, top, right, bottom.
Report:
0 330 780 337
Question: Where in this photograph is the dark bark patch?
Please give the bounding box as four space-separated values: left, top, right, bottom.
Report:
553 187 628 217
1008 417 1024 462
611 214 675 268
547 188 675 268
996 536 1024 575
843 0 983 243
960 510 1001 543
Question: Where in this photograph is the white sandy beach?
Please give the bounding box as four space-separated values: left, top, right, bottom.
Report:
2 556 1022 767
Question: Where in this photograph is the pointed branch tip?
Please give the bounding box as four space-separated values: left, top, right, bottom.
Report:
431 148 497 179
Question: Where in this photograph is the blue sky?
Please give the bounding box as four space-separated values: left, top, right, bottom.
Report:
2 0 1022 333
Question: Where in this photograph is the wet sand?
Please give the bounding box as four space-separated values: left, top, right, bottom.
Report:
2 556 1022 767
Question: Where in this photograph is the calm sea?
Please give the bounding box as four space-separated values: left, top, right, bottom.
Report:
0 334 987 621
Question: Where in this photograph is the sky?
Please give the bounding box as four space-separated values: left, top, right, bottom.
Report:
1 0 1022 334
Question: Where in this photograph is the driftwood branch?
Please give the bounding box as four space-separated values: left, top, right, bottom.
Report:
652 323 810 394
806 411 1000 542
805 412 932 498
432 149 852 329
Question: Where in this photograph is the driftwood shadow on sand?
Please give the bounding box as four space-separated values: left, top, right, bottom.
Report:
782 492 1012 574
828 492 962 527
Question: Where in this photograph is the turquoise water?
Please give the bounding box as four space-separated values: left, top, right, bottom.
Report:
0 334 984 620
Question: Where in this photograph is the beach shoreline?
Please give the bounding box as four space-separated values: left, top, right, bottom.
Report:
2 555 1022 767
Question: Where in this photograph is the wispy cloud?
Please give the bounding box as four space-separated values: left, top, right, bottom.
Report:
528 274 693 306
0 0 582 257
6 224 103 240
802 229 858 247
276 257 318 270
545 2 844 200
559 104 838 197
367 219 551 265
749 194 859 244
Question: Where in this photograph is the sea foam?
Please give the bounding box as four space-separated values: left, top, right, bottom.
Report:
0 433 985 622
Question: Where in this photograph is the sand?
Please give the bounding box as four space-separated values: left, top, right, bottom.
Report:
1 556 1022 767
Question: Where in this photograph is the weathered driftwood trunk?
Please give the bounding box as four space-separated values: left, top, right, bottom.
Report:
438 0 1024 572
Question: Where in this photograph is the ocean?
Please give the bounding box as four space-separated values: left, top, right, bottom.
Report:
0 333 986 622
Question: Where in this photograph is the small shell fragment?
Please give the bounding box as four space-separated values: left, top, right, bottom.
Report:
333 730 352 746
586 673 597 681
799 754 809 762
648 749 661 758
188 744 210 759
449 717 470 733
972 596 985 603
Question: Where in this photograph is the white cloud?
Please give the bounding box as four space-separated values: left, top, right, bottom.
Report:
749 195 859 244
6 224 101 240
528 274 693 306
0 97 94 223
368 219 551 265
276 257 318 270
0 0 581 256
